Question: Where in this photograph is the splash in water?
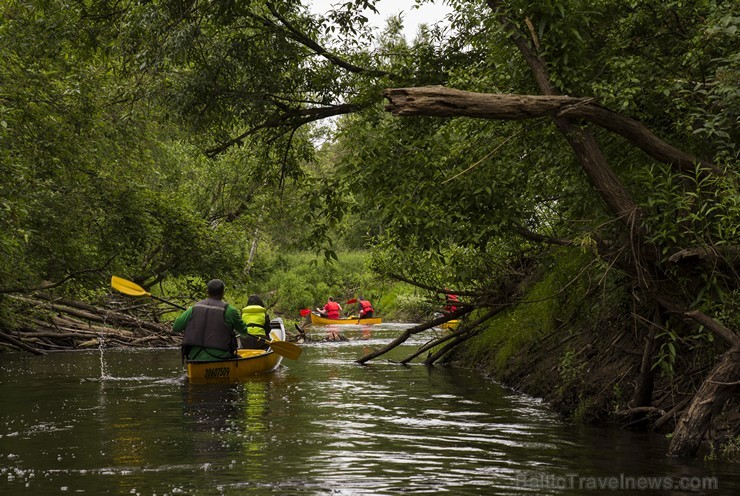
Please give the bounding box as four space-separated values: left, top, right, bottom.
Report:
98 337 112 381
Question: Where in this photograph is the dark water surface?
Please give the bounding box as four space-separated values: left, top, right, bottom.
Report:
0 323 737 495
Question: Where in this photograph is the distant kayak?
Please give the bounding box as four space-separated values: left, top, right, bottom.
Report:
310 313 381 325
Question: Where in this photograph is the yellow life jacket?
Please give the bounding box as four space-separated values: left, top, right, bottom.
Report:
241 304 268 337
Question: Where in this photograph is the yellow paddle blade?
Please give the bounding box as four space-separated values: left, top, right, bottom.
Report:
268 340 302 361
111 276 150 297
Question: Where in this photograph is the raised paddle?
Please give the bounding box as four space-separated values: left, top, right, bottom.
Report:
111 275 186 310
111 275 302 360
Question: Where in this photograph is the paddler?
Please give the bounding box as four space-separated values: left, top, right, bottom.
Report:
174 279 248 361
241 294 271 350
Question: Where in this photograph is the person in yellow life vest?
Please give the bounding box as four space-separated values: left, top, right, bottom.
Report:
356 296 374 319
240 294 271 350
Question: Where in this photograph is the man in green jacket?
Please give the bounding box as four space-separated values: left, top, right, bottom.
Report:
173 279 248 361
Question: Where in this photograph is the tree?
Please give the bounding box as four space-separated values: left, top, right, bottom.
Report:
355 0 738 457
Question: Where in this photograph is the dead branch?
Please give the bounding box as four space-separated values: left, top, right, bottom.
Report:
0 331 47 355
400 306 506 364
684 310 739 348
356 308 473 364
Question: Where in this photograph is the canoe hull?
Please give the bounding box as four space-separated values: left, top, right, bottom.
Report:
310 313 381 325
187 350 281 384
186 318 286 384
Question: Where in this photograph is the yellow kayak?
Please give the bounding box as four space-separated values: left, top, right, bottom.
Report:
186 318 287 384
310 313 381 325
440 320 459 330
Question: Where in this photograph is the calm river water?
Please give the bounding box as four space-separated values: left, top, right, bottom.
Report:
0 323 737 495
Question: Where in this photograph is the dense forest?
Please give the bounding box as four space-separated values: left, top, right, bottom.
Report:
0 1 737 459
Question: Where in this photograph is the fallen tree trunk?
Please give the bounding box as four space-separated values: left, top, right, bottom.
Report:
668 346 740 457
383 86 718 176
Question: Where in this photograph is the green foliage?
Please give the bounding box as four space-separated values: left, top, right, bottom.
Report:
638 164 740 252
559 347 587 386
242 250 393 318
653 320 718 378
637 162 740 334
705 435 740 462
654 326 679 378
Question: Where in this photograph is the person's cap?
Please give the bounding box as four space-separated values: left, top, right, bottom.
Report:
207 279 225 296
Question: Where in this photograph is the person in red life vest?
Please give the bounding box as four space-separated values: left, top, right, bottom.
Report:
316 297 342 320
357 296 374 319
443 291 459 314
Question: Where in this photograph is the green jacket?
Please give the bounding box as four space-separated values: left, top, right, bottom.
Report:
173 301 248 360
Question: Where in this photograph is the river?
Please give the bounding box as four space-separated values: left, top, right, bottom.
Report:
0 323 737 495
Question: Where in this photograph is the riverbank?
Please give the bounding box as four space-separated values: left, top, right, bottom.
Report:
449 252 739 461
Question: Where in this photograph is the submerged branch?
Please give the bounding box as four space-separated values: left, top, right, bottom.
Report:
356 308 473 364
400 306 506 364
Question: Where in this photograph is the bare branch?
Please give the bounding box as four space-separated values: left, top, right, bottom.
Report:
684 310 739 348
265 3 398 80
356 307 473 364
510 223 578 247
206 102 368 156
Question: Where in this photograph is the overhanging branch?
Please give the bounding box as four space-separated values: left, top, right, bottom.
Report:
266 3 398 80
206 102 368 156
384 86 718 176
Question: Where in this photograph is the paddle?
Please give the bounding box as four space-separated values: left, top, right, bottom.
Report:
260 335 302 361
111 276 302 360
111 275 186 310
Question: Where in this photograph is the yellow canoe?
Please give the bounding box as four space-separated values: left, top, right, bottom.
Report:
310 313 381 325
186 318 286 384
186 348 282 384
440 320 459 330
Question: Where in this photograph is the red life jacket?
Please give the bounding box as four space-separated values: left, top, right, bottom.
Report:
359 299 373 316
444 294 459 313
324 301 340 319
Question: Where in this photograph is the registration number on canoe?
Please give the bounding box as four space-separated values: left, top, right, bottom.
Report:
204 366 230 378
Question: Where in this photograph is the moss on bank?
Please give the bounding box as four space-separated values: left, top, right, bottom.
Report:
449 249 739 459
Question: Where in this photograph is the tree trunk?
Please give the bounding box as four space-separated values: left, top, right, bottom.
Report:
245 228 260 276
667 346 740 457
629 315 658 429
383 86 716 176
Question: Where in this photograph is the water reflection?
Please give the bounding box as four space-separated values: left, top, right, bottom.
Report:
0 330 738 495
